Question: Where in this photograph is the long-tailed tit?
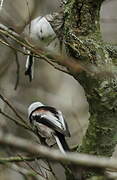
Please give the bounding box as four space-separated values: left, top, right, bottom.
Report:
24 15 61 81
28 102 70 153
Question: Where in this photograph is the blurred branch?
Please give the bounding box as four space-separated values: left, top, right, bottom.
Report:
0 108 31 131
0 93 48 146
0 24 116 79
0 28 70 75
0 93 26 124
14 50 20 90
0 156 39 164
1 130 117 170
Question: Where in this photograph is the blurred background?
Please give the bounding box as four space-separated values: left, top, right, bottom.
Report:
0 0 117 179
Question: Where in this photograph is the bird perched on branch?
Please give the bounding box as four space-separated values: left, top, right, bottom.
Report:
28 102 70 153
24 15 61 81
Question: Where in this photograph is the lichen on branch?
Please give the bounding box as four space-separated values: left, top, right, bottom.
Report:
62 1 117 179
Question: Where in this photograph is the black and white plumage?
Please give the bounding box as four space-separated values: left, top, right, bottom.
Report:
24 15 61 81
25 51 34 82
28 102 70 153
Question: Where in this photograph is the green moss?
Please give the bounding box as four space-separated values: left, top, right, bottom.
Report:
63 0 117 179
78 76 117 156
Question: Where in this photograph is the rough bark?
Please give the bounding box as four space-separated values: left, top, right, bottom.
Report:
62 0 117 179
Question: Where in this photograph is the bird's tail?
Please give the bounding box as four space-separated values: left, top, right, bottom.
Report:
54 133 70 154
54 134 82 179
25 51 34 81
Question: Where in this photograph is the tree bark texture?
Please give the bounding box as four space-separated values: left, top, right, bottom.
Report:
62 0 117 178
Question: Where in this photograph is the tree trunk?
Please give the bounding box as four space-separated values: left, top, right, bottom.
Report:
62 0 117 179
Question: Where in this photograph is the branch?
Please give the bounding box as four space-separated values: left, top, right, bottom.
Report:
0 94 26 124
6 163 37 177
0 156 39 164
0 23 116 79
5 163 47 180
17 154 47 178
1 131 117 170
14 50 20 90
0 108 31 131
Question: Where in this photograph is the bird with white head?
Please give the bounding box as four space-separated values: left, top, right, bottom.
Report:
28 102 70 153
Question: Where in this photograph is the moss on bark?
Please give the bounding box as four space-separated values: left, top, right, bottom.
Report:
63 0 117 179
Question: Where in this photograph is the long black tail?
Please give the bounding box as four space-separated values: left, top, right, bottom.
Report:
54 133 70 154
55 133 82 180
57 133 70 151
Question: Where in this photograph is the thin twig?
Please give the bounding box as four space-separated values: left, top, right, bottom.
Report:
14 50 20 90
0 24 91 76
0 24 116 79
39 164 51 173
0 37 20 90
0 94 26 124
5 163 40 180
0 38 71 76
25 0 31 34
0 156 40 164
47 161 59 180
0 108 31 131
0 93 47 144
17 154 47 179
0 38 30 55
40 56 71 75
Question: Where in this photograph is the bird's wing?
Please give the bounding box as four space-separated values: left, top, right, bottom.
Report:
57 110 71 137
41 114 64 130
31 110 70 136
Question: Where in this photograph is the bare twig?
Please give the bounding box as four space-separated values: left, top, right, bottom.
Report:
5 163 42 180
0 24 116 79
47 161 58 180
17 154 47 179
0 155 56 178
25 0 31 34
39 164 51 173
1 131 117 170
0 156 39 164
40 56 71 75
0 93 48 145
0 38 30 55
0 108 31 131
0 37 20 90
14 50 20 90
0 37 71 76
0 94 26 124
